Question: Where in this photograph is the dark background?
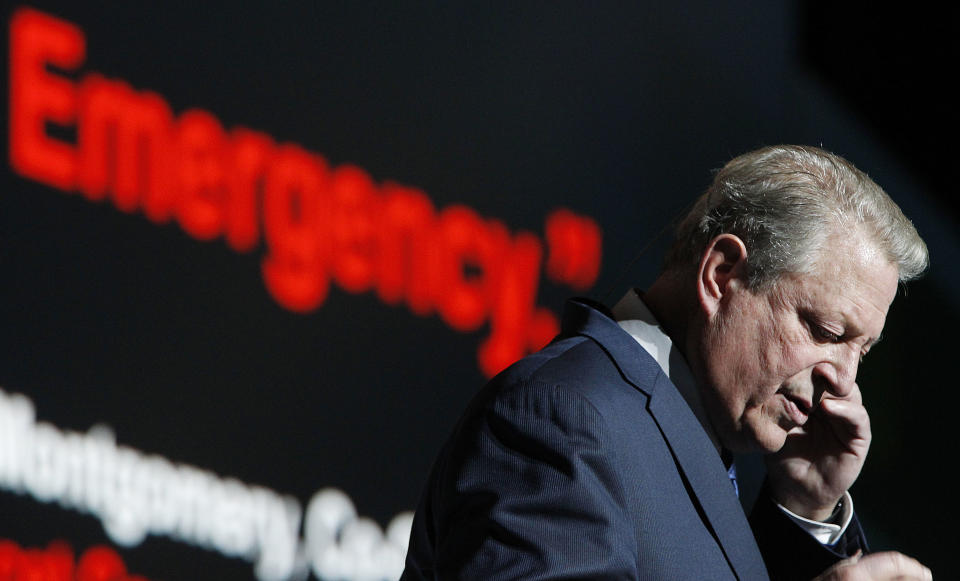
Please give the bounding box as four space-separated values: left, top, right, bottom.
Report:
1 1 955 579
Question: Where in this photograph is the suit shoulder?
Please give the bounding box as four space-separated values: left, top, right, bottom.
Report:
486 333 658 419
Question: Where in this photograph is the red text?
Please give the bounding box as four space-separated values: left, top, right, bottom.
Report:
0 540 148 581
8 7 602 376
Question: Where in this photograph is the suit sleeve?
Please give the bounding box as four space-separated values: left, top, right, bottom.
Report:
749 482 867 581
417 379 638 580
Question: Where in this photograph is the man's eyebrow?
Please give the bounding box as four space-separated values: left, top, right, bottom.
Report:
835 310 883 348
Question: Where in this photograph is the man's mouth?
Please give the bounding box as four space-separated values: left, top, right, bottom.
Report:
778 389 811 425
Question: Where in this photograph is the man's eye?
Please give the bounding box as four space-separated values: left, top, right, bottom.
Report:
812 324 840 342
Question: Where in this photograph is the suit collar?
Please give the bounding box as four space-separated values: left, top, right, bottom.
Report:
560 297 662 391
611 289 722 453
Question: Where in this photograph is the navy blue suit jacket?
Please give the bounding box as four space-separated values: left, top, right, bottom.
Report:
403 299 863 580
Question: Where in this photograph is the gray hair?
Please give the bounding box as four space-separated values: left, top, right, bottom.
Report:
664 145 929 289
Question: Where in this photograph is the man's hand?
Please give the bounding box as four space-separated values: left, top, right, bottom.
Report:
766 384 870 521
814 551 933 580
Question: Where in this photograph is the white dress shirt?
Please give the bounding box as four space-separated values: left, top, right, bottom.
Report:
611 289 852 545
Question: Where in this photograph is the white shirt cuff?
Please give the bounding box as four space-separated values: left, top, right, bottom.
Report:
776 491 853 545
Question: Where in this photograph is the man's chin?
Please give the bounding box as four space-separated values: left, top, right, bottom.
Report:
727 423 789 454
713 412 790 453
759 427 791 454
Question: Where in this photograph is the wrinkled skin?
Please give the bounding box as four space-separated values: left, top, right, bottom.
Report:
694 233 897 519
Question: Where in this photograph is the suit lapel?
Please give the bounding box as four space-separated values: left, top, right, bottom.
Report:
563 298 767 580
647 373 767 580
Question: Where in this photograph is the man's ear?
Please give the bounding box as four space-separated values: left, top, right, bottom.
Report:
696 234 749 317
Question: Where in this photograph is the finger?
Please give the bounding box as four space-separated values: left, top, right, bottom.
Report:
855 551 933 580
818 397 871 441
817 551 933 580
821 382 863 406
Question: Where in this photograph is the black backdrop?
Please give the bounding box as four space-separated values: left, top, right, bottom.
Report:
1 1 955 579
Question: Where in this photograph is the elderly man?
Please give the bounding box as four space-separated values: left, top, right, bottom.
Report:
401 146 933 580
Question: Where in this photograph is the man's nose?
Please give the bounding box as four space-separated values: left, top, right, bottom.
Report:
814 346 860 398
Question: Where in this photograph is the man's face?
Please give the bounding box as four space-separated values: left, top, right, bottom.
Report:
698 234 899 453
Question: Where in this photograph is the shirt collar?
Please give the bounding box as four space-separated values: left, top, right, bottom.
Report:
612 289 722 453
